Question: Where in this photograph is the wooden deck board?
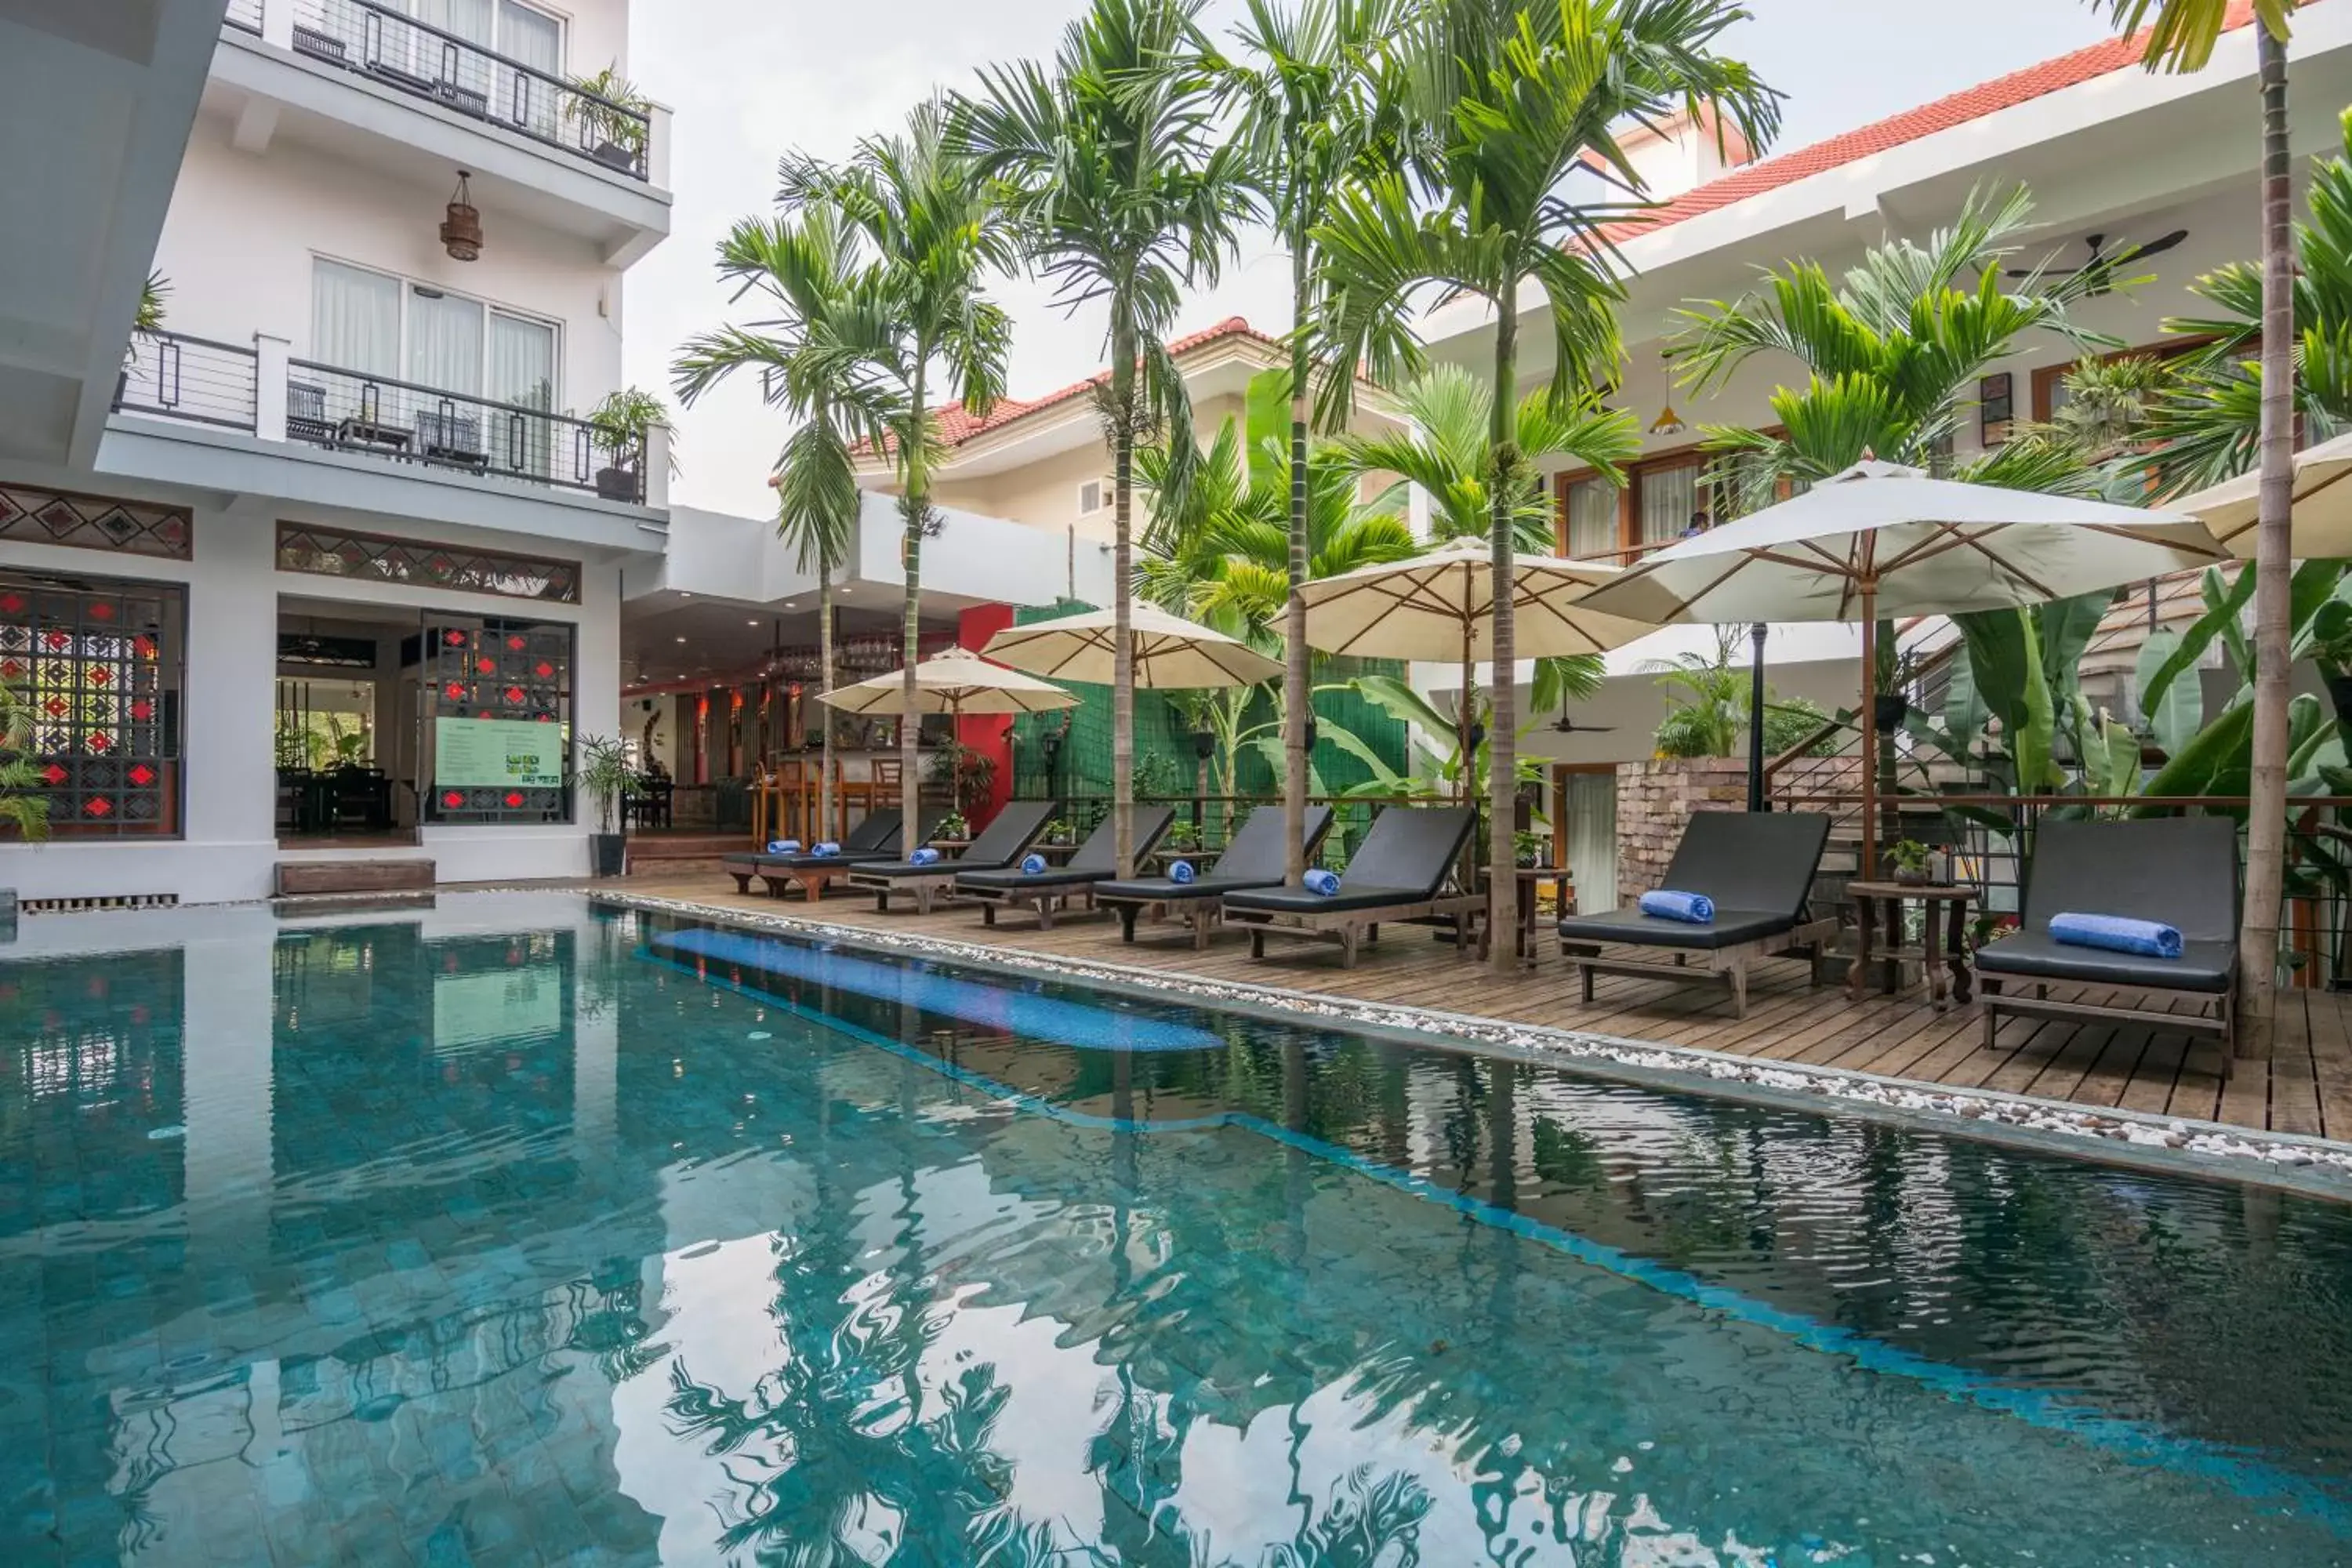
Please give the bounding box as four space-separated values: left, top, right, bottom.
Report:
636 877 2352 1146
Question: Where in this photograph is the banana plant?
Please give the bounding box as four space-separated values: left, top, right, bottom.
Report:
1341 673 1547 811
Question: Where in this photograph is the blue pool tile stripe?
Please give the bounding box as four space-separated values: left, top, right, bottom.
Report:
652 927 1227 1054
639 942 2352 1530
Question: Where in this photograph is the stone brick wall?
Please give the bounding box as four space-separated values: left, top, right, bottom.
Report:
1614 759 1752 906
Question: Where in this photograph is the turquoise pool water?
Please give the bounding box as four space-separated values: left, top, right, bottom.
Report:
4 893 2351 1565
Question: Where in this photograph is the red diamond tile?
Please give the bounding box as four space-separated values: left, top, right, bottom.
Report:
41 764 66 786
533 662 553 678
85 733 110 753
444 682 466 701
442 790 466 809
42 697 65 718
503 791 524 809
445 629 467 646
126 764 154 787
477 657 495 673
503 687 525 705
82 797 111 818
87 602 114 622
130 699 152 721
0 593 22 615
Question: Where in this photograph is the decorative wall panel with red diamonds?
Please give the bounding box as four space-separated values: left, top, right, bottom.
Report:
0 572 183 837
0 486 192 561
423 615 573 824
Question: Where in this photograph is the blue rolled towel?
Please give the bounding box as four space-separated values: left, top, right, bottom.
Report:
1640 889 1715 924
767 839 802 855
1303 869 1340 897
811 840 841 857
1021 853 1047 875
908 846 942 866
2051 911 2182 960
1167 859 1196 885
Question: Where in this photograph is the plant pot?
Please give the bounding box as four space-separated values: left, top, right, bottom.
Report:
1871 693 1911 731
596 466 640 503
1515 853 1539 870
2327 673 2352 736
589 833 626 878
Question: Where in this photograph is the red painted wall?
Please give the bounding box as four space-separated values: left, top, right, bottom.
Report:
956 604 1017 826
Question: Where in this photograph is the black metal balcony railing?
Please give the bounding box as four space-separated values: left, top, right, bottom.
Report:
224 0 264 32
285 358 644 501
114 332 260 433
281 0 651 180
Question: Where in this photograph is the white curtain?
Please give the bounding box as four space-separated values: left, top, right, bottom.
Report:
1639 463 1698 546
311 261 401 376
1564 477 1617 559
488 312 557 475
408 288 483 394
1563 772 1619 915
498 2 560 68
412 0 492 42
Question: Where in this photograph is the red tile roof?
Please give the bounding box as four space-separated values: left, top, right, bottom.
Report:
1595 2 2260 247
861 316 1278 458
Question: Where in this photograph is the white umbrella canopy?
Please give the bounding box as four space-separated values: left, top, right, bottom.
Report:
981 602 1283 688
817 646 1080 717
2171 430 2352 561
1298 535 1659 662
1577 459 2233 895
1578 459 2233 626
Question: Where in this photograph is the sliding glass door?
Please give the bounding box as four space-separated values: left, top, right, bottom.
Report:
488 314 557 478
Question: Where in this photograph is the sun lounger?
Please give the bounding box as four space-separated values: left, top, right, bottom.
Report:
1094 804 1336 949
1221 805 1481 968
1555 811 1835 1018
955 806 1176 930
846 800 1058 914
1976 815 2238 1055
720 809 905 896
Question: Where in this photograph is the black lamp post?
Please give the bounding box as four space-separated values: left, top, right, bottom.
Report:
1747 621 1769 812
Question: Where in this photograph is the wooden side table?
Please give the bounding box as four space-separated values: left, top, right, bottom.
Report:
1846 881 1979 1010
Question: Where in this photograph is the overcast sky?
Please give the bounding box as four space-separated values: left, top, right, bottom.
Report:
625 0 2120 517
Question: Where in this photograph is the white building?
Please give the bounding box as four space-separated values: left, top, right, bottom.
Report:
0 0 673 905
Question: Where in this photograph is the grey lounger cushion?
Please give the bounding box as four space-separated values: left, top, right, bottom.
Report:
1976 815 2238 991
1222 804 1475 915
956 807 1174 891
856 800 1057 877
1558 811 1830 947
1096 804 1335 903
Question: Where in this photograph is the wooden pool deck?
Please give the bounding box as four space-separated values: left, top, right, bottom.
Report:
626 873 2352 1145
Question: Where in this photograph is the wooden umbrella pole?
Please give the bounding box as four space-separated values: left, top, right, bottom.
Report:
1857 581 1879 887
1459 611 1475 804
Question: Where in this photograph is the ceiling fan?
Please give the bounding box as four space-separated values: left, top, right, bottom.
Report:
1552 713 1617 735
2006 230 2189 296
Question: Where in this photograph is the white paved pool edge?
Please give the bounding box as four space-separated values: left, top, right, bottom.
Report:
587 889 2352 1202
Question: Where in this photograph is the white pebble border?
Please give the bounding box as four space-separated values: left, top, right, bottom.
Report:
593 889 2352 1202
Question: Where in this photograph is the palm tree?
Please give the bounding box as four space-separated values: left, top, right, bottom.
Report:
789 97 1015 842
2091 2 2298 1054
1210 0 1413 887
957 0 1250 878
1330 361 1636 772
1317 0 1778 971
673 202 898 837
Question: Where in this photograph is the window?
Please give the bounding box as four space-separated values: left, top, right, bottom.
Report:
0 571 185 838
310 260 561 410
1077 477 1116 517
1561 476 1617 560
420 614 574 824
397 0 564 71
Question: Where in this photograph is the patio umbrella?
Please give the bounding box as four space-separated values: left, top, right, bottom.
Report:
818 646 1080 720
2170 429 2352 560
980 603 1283 688
1298 535 1657 786
1578 459 2232 884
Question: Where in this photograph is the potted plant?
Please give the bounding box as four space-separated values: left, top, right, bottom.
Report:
577 734 637 877
1884 838 1933 886
586 387 670 503
565 64 653 172
1163 821 1202 855
0 674 52 935
1042 816 1076 848
931 810 970 846
1512 829 1544 869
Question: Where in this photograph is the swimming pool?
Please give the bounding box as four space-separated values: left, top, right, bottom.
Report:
3 891 2349 1565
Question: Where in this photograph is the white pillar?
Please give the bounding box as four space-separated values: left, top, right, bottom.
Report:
643 425 671 511
252 333 290 444
260 0 294 51
644 103 673 191
185 507 281 898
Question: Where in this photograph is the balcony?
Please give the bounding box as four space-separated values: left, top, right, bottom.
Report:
210 0 670 263
113 328 664 509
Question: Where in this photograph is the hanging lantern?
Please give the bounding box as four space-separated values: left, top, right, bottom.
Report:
440 171 483 262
